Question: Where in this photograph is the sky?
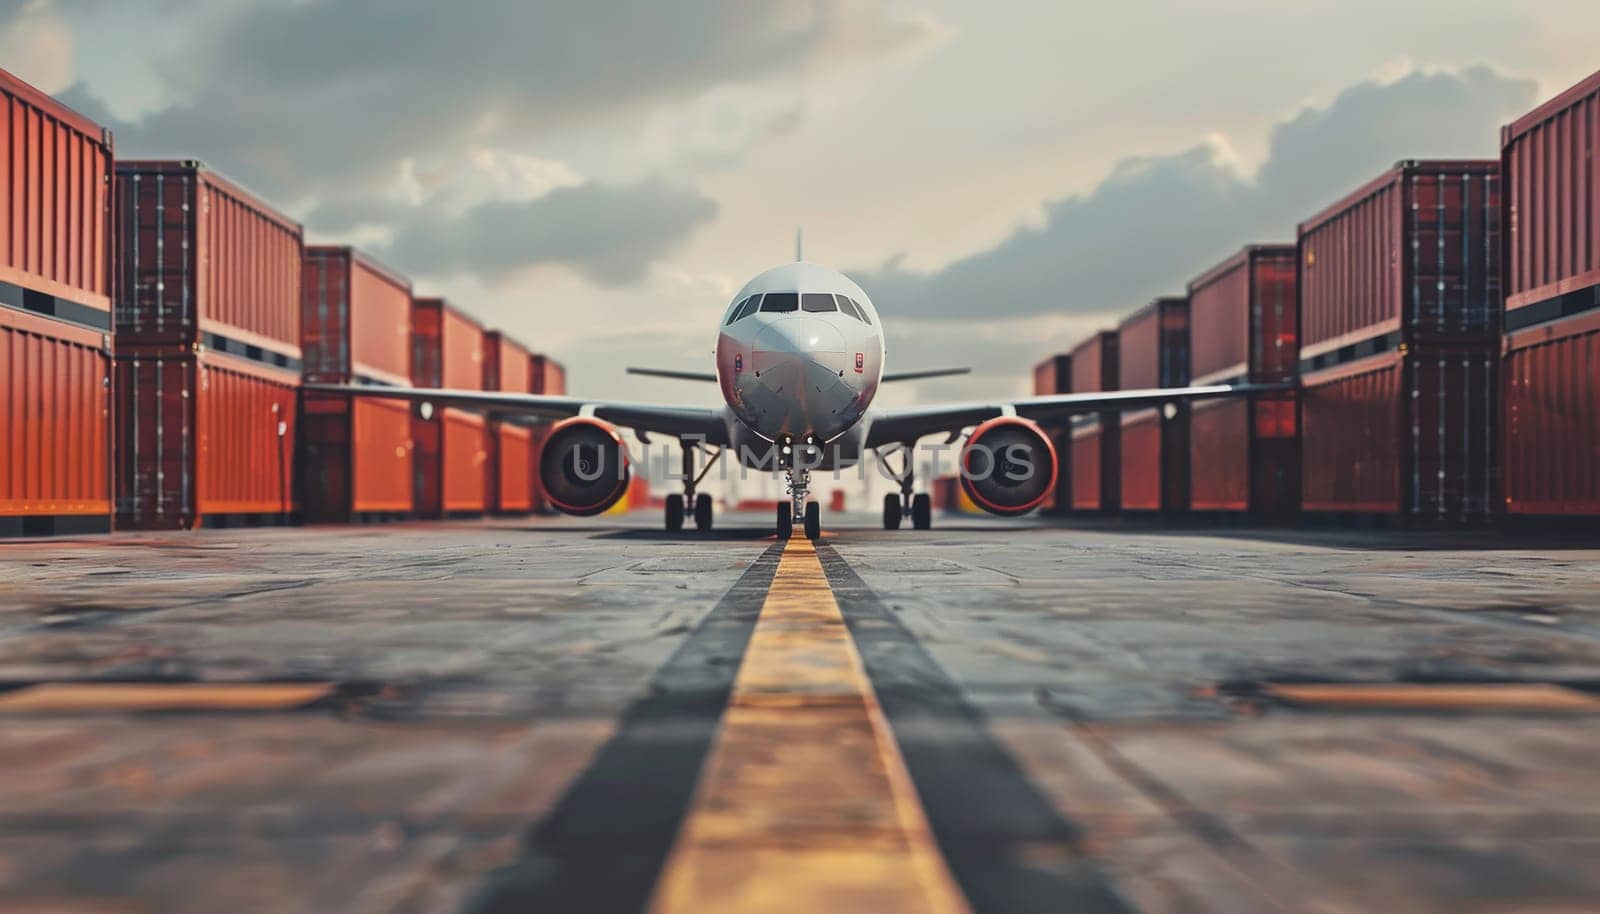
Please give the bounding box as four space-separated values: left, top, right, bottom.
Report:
2 0 1596 421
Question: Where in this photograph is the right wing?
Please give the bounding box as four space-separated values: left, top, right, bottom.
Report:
865 381 1294 447
626 367 718 383
301 383 730 444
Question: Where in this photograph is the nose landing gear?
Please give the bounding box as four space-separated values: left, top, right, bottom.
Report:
777 434 822 540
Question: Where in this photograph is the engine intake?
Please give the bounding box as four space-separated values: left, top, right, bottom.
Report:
539 417 632 516
959 417 1058 516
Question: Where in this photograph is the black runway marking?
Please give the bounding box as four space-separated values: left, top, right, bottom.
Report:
462 542 783 914
815 542 1134 914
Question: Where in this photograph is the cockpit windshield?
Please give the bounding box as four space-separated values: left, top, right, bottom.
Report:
801 293 837 313
759 292 799 313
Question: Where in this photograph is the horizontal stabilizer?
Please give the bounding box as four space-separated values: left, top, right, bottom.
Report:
627 367 718 383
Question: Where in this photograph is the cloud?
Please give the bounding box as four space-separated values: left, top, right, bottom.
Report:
0 0 73 93
388 179 719 286
856 66 1537 323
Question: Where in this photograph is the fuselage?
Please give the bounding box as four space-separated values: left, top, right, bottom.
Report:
714 262 885 446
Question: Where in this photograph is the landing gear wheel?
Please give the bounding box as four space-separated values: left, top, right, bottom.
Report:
883 493 902 530
804 501 821 540
694 493 713 531
665 494 685 532
912 493 932 530
776 502 793 539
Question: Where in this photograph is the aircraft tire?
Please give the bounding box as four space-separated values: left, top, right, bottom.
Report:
694 493 713 531
883 493 902 530
776 502 793 539
804 501 821 540
666 494 685 532
912 493 932 530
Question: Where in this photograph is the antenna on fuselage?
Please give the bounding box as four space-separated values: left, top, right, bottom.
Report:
795 227 803 262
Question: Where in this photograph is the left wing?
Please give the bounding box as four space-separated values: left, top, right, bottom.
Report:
864 381 1295 448
301 383 730 444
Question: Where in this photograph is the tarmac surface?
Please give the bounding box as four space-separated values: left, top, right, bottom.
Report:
2 511 1600 913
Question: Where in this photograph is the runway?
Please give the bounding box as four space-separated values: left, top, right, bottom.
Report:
3 514 1600 913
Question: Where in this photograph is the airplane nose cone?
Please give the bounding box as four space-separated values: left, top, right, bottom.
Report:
752 317 845 359
745 317 854 440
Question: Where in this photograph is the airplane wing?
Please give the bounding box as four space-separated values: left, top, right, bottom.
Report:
864 382 1295 448
301 383 730 444
626 367 718 382
881 368 971 383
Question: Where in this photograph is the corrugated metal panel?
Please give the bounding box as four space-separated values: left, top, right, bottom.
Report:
1189 397 1249 512
493 424 534 514
115 348 297 528
1188 245 1298 384
442 408 487 514
484 330 532 393
1070 423 1101 511
114 162 302 353
1503 68 1600 310
1302 347 1495 518
1299 161 1499 356
441 304 483 391
299 393 413 521
0 66 111 314
410 297 443 388
1 307 110 521
1502 310 1600 515
1119 410 1162 511
301 247 410 385
1033 354 1070 395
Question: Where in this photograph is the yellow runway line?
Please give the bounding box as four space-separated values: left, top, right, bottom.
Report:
0 682 334 713
649 537 971 914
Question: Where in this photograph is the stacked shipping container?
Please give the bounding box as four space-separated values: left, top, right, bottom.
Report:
113 161 302 528
300 247 414 521
529 354 566 514
410 298 487 517
1032 354 1072 513
1297 160 1501 522
483 330 534 515
1118 297 1190 513
1068 332 1119 512
1186 245 1300 518
1500 69 1600 518
0 66 113 536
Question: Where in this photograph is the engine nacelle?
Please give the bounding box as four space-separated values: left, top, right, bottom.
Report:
959 417 1058 516
539 417 632 516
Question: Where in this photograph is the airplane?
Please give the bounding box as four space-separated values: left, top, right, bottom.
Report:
306 261 1290 539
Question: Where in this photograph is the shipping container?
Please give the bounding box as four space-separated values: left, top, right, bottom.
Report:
1501 308 1600 516
1 65 112 321
1300 346 1496 521
1118 298 1189 513
0 308 112 535
484 330 534 515
114 161 302 357
1032 354 1072 513
1068 332 1118 511
529 354 567 514
1298 160 1500 366
1499 69 1600 520
115 347 296 529
1 67 113 536
299 247 413 521
1186 246 1301 518
410 298 487 517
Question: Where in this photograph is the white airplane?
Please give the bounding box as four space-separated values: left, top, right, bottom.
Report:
309 261 1286 539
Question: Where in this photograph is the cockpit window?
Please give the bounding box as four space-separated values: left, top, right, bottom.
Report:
835 295 863 321
801 293 837 313
841 296 870 324
725 296 751 325
734 295 762 321
760 292 798 313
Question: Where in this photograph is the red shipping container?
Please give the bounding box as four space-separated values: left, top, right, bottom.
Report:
1501 310 1600 516
484 330 534 515
1118 298 1189 513
114 161 302 356
1499 70 1600 519
1 308 111 534
115 348 297 528
299 247 413 521
1301 346 1496 520
1 68 113 535
1067 332 1118 511
1 66 112 319
1186 246 1301 517
528 354 567 514
1299 160 1500 364
1031 354 1072 512
410 298 487 517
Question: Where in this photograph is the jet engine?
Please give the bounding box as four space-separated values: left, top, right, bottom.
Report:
539 417 632 516
958 417 1057 516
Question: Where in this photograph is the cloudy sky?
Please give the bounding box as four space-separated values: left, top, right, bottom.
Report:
4 0 1596 412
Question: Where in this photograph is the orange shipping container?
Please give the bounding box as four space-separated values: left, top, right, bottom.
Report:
528 354 567 514
1 308 111 534
1068 331 1118 512
115 348 297 528
410 298 486 517
484 330 534 515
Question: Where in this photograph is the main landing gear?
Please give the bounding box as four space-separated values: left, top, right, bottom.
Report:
665 439 720 533
878 445 932 531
